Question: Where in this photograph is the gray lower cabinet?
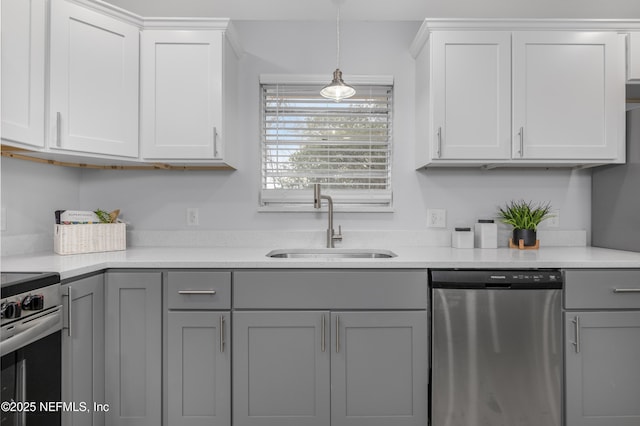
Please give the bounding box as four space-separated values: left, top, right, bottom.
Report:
331 311 428 426
564 269 640 426
62 273 105 426
165 270 232 426
167 311 230 426
233 310 428 426
104 271 162 426
233 311 330 426
564 311 640 426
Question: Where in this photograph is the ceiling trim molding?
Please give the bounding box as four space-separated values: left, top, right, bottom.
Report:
410 18 640 58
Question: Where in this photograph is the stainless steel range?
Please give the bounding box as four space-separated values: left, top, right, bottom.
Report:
1 272 63 426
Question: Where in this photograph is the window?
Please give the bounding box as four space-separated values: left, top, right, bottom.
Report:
259 75 393 211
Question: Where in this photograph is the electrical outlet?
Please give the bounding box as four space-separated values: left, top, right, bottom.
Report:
545 210 560 228
427 208 446 228
186 208 199 226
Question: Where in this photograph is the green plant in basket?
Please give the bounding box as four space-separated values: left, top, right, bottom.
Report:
94 209 120 224
94 209 112 223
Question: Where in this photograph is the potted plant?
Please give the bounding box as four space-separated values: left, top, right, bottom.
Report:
497 200 553 247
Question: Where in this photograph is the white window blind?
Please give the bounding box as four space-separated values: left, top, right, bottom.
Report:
260 79 393 210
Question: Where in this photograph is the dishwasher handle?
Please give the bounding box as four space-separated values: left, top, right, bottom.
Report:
484 283 512 289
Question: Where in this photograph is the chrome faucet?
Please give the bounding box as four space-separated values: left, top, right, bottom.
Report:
313 184 342 248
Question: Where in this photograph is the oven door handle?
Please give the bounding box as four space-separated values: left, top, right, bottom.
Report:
0 307 62 356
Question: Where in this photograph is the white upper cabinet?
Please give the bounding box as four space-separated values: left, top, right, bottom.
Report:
1 0 46 148
141 24 239 167
49 0 140 158
412 21 627 168
512 32 625 161
629 32 640 83
430 31 511 160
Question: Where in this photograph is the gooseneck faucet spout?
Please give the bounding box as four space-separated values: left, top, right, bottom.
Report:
313 184 342 248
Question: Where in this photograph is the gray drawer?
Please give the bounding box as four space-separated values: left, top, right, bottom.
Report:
565 269 640 309
234 269 428 309
167 271 231 310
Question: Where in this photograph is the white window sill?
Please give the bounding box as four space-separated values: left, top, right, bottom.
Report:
258 205 394 213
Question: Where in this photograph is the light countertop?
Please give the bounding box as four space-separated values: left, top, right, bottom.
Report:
2 246 640 281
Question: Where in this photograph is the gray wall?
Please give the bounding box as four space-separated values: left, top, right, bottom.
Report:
592 109 640 252
0 157 81 254
1 21 592 249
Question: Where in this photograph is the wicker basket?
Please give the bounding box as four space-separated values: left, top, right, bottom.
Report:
54 223 126 255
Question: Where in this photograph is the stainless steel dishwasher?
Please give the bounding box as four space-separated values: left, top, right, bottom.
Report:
430 269 563 426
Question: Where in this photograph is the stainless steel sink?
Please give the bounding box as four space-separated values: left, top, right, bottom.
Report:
266 248 397 259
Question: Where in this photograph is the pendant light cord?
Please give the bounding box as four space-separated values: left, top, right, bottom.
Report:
336 6 341 69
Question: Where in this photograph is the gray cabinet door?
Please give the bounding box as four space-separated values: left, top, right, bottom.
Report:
62 273 105 426
233 311 330 426
167 311 230 426
565 311 640 426
105 271 162 426
331 311 428 426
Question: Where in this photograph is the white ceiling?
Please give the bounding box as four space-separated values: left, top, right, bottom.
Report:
103 0 640 20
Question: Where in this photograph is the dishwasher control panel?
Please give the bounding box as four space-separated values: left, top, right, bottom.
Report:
430 269 563 289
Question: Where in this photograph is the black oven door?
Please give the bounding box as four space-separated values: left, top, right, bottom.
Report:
1 329 61 426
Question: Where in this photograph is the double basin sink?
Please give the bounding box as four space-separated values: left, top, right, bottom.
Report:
266 248 397 259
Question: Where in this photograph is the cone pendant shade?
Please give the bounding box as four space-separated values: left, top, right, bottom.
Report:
320 69 356 101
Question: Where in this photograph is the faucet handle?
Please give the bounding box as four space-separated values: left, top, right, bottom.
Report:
333 225 343 242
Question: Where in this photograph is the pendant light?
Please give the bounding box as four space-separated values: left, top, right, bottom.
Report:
320 5 355 102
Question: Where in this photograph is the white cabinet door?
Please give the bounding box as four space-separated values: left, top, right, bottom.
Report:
141 30 223 160
49 0 139 158
431 31 511 160
629 32 640 83
512 31 625 160
1 0 46 147
565 311 640 426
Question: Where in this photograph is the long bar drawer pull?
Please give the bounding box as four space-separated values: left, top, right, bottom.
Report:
220 315 225 353
518 127 524 157
56 112 62 147
321 314 326 353
213 126 219 158
335 315 340 353
613 288 640 293
67 286 72 337
572 316 580 353
178 290 217 295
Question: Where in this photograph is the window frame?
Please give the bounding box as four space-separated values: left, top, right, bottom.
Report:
258 74 394 213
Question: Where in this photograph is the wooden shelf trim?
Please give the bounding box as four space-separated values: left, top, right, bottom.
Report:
1 146 234 171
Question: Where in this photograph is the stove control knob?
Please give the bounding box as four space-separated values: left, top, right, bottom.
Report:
1 301 22 319
22 294 44 311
